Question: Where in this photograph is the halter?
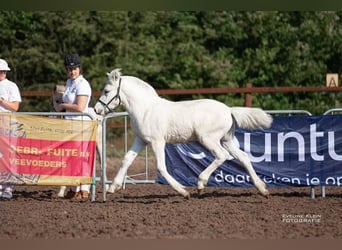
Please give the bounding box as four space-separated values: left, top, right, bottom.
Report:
98 78 122 113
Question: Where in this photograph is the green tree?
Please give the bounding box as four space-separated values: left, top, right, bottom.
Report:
1 11 342 114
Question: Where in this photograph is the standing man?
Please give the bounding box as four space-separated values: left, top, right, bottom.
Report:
0 58 22 199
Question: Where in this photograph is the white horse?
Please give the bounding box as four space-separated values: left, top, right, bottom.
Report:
52 85 105 198
94 69 272 198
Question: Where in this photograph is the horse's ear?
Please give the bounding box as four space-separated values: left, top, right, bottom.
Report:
107 72 116 83
108 68 122 83
113 68 122 81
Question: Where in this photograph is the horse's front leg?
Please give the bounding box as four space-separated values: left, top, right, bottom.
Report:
151 141 190 199
107 137 146 193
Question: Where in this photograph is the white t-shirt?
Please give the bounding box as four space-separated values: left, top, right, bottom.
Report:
62 75 92 120
0 78 22 112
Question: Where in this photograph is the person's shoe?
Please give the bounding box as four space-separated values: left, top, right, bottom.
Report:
65 190 81 199
1 190 13 199
80 190 89 200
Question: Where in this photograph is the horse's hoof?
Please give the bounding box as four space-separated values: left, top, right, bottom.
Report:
197 188 203 196
106 185 116 194
262 189 270 198
107 183 122 194
184 192 190 200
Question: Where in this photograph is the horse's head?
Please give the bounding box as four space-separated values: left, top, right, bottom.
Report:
94 68 122 115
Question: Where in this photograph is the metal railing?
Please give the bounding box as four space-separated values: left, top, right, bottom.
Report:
319 108 342 198
265 110 319 199
101 112 156 202
14 111 99 201
8 108 342 201
266 109 342 199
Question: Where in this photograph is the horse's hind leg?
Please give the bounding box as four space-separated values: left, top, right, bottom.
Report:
197 140 229 194
107 137 146 193
151 140 190 199
222 137 269 197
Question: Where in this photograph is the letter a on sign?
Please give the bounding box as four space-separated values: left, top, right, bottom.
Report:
326 73 339 87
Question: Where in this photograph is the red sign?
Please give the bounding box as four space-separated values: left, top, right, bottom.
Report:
0 113 97 186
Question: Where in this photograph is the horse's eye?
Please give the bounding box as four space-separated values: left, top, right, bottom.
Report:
104 90 110 95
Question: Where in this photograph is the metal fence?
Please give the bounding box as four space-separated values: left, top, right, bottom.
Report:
99 109 317 201
9 108 342 201
265 110 316 199
98 109 342 201
319 108 342 199
100 112 156 202
14 112 99 201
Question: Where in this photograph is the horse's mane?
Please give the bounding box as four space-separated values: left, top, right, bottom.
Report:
109 68 159 98
132 77 159 97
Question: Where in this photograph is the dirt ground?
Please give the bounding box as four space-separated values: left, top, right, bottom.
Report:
0 156 341 240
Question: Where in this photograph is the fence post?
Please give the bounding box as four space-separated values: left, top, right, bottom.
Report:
245 83 253 107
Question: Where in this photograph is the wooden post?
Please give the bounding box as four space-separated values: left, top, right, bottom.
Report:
245 83 252 107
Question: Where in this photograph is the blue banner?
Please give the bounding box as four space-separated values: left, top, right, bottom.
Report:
160 115 342 187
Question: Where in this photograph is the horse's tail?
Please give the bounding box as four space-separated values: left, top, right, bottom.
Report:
230 107 272 130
